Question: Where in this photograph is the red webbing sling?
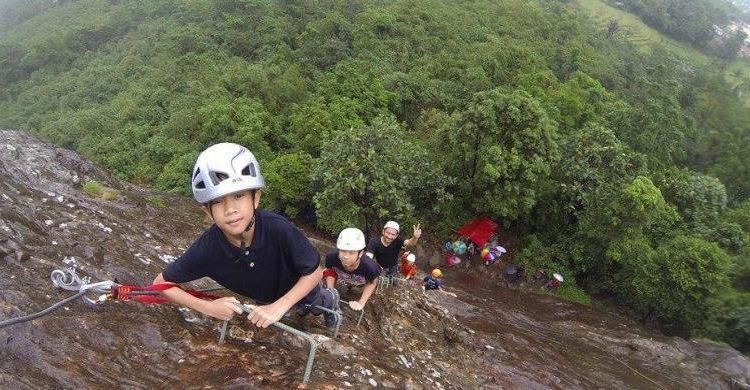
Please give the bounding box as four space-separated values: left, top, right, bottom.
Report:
110 283 220 304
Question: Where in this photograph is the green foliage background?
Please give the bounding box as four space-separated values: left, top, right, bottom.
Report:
1 0 750 352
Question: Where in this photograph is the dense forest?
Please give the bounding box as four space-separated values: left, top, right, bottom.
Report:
1 0 750 353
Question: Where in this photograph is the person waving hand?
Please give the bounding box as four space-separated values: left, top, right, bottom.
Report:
366 221 422 280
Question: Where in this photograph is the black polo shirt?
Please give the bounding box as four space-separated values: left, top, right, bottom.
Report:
163 209 321 304
324 250 381 284
366 236 405 268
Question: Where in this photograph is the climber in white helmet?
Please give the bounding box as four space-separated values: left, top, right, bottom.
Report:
365 220 422 280
153 143 340 328
323 228 381 311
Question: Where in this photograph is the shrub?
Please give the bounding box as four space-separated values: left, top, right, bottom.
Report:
82 180 118 200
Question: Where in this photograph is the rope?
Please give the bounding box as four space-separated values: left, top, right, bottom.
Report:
0 290 87 328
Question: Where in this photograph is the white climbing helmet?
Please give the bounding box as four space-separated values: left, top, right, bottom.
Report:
191 143 265 204
406 253 416 263
337 228 366 251
383 220 400 233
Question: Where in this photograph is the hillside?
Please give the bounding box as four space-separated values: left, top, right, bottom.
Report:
1 129 749 388
575 0 750 104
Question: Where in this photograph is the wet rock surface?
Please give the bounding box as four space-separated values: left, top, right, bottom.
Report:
1 129 749 389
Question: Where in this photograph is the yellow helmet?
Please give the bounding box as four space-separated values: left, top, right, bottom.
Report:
431 269 443 278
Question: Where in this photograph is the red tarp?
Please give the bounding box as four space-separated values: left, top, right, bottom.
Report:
456 217 498 248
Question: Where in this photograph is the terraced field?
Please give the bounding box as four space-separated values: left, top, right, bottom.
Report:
576 0 750 105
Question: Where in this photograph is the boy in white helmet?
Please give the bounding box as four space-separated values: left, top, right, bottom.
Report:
153 143 339 328
322 228 381 311
366 221 422 279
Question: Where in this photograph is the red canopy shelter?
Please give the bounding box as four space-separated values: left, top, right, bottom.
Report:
456 217 498 248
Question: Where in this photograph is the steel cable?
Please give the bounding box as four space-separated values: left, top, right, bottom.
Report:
0 290 87 328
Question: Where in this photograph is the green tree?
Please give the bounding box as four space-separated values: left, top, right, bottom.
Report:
446 88 559 221
551 72 613 131
315 60 398 124
263 152 315 219
605 94 689 168
603 231 732 336
724 200 750 233
557 123 645 215
155 151 198 195
574 176 679 279
383 70 446 128
313 114 451 234
578 178 731 336
284 96 365 157
297 13 353 70
528 123 646 238
726 301 750 354
659 169 727 230
716 30 748 67
650 236 730 335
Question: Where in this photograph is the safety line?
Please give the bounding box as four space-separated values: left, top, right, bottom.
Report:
0 290 87 328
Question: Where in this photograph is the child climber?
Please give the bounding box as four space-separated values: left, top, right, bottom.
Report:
399 252 417 280
423 268 443 290
153 143 339 328
323 228 381 311
423 269 457 297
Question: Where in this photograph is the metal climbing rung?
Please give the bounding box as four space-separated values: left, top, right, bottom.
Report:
314 306 342 338
338 300 367 327
338 299 366 327
219 303 321 385
376 275 393 292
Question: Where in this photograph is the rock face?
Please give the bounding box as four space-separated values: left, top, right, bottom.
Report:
1 129 750 389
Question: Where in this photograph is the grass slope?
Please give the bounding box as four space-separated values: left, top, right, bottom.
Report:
576 0 750 105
